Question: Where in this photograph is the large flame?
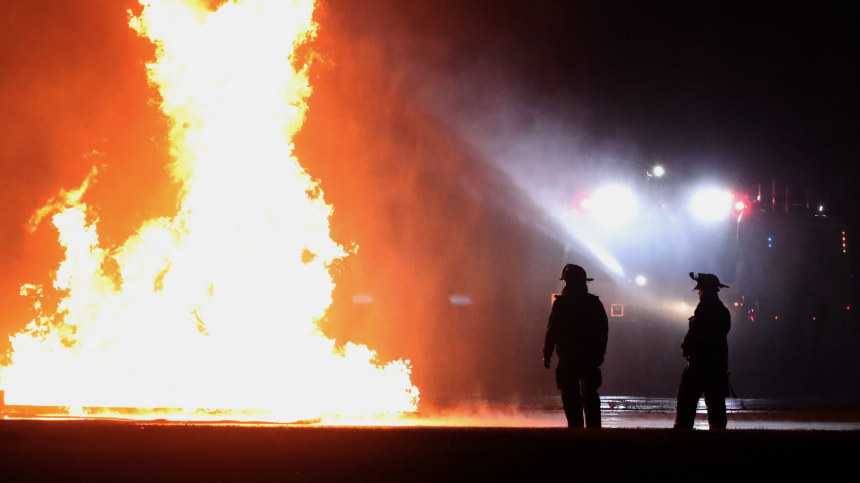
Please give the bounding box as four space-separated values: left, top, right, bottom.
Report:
0 0 418 421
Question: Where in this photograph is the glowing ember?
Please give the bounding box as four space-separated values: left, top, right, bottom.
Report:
0 0 418 421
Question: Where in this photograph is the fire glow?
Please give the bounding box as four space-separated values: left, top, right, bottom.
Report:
0 0 418 422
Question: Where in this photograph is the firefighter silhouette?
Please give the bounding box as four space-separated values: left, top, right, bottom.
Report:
543 264 608 428
675 272 731 430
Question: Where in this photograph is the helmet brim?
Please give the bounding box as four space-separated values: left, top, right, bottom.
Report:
693 283 730 290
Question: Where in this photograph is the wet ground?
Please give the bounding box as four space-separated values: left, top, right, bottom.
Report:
2 418 859 481
4 396 860 429
3 397 860 480
362 396 860 430
596 396 860 430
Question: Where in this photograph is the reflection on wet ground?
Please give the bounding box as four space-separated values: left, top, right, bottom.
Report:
595 397 860 430
404 397 860 430
3 396 860 430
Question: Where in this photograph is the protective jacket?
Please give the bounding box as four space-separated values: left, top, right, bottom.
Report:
675 292 732 429
543 287 608 368
681 294 730 363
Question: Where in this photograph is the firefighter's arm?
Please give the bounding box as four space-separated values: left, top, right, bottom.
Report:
721 306 732 335
680 316 696 358
543 298 560 369
597 300 609 357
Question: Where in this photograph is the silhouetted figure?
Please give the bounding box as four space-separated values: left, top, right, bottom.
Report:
674 272 731 430
543 264 608 428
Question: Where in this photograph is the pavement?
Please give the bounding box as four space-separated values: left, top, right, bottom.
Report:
2 418 859 482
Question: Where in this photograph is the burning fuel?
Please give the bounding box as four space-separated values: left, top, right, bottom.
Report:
0 0 418 422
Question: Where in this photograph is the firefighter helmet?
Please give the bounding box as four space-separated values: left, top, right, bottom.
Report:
560 264 594 282
689 272 729 291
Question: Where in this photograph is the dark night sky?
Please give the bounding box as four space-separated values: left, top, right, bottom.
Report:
332 0 859 201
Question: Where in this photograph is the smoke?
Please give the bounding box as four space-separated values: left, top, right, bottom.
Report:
294 1 697 402
0 0 719 403
2 0 857 408
299 0 860 402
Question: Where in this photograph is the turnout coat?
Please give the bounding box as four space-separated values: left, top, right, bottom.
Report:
543 288 609 370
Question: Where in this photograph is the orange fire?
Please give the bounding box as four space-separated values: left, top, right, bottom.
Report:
0 0 418 422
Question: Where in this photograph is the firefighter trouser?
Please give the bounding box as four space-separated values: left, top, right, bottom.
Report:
675 360 728 429
556 364 602 428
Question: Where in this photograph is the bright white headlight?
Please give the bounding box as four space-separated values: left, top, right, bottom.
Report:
691 188 733 221
591 185 638 227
